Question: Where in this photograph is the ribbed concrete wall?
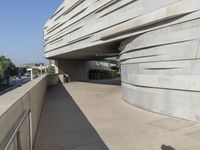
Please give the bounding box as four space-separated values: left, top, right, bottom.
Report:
44 0 183 59
120 1 200 122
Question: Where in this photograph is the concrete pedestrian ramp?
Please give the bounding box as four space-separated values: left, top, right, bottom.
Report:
34 81 200 150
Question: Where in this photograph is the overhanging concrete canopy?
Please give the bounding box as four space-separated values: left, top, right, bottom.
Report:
44 0 193 59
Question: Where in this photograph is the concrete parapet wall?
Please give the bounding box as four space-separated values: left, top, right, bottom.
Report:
47 74 59 86
120 7 200 122
0 75 58 149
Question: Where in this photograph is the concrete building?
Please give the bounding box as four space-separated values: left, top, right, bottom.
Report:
44 0 200 123
3 1 200 149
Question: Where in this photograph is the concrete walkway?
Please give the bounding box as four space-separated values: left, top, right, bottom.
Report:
34 81 200 150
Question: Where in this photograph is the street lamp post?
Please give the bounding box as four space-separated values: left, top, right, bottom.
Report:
27 68 33 81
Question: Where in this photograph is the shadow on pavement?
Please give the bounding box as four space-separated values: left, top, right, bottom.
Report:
83 78 121 86
161 144 175 150
34 84 109 150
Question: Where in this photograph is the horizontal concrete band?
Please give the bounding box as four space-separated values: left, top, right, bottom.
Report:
0 75 58 149
121 82 200 123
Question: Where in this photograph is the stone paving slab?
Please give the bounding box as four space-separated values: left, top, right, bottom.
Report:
147 118 194 131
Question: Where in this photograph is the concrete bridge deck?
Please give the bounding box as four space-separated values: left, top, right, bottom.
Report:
34 81 200 150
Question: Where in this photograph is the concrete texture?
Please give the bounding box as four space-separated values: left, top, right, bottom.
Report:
0 75 58 149
44 0 200 122
34 83 108 150
119 2 200 122
44 0 183 59
34 81 200 150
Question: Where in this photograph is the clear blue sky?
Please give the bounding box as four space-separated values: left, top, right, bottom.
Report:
0 0 63 65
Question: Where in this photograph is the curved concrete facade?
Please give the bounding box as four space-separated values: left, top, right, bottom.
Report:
44 0 200 122
119 1 200 122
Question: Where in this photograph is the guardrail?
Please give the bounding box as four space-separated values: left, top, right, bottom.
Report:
1 110 32 150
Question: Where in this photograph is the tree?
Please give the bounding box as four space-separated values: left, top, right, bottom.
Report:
47 66 55 74
32 68 40 75
0 65 4 83
18 67 26 76
0 56 18 85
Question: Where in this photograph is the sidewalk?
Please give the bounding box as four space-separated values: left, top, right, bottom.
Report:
34 81 200 150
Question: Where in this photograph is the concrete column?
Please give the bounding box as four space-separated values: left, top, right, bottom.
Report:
54 60 59 74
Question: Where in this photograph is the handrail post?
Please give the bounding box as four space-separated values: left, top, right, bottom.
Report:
29 111 33 150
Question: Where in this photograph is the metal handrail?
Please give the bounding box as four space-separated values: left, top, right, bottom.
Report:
1 109 32 150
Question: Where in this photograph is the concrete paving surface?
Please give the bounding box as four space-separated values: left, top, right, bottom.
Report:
34 80 200 150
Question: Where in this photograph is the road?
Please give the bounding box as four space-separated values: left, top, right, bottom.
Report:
0 77 31 96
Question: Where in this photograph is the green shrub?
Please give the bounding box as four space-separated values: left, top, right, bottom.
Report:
88 69 118 80
47 66 55 74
